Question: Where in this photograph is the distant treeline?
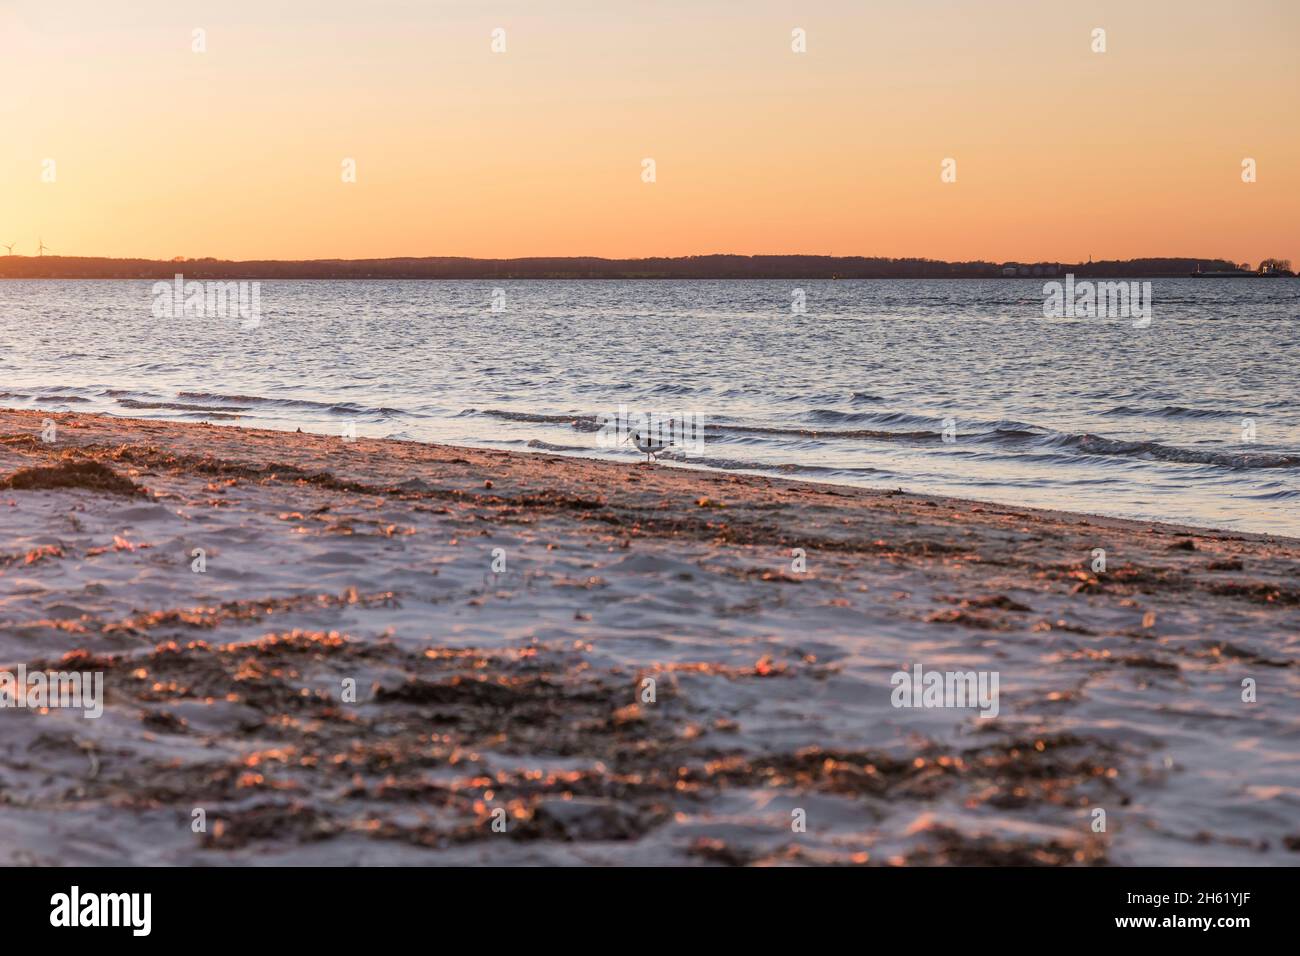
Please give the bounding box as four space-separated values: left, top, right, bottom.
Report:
0 254 1244 280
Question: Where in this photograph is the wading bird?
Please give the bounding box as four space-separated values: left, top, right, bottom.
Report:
625 425 673 463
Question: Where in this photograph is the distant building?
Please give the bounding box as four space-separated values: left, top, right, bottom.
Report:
1001 266 1017 277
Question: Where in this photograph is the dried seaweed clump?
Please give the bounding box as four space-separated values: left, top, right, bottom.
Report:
2 459 143 496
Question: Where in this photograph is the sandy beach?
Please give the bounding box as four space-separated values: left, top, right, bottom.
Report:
0 407 1296 866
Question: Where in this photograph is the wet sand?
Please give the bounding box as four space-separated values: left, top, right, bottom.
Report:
0 407 1297 866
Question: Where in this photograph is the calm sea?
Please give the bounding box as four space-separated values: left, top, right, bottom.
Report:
1 278 1296 535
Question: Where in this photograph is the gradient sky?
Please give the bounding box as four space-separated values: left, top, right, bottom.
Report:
2 0 1297 263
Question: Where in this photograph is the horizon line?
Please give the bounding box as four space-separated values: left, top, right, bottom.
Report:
0 252 1267 266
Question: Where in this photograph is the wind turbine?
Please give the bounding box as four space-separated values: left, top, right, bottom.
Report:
37 238 50 256
1 242 15 255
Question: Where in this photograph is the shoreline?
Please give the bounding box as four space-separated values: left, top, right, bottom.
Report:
5 402 1292 542
1 407 1297 865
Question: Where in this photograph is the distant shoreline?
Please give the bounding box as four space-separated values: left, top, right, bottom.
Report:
0 254 1260 281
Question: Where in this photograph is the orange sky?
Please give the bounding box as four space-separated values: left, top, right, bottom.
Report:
2 0 1296 264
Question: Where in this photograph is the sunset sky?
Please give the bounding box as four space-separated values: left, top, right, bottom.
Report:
2 0 1297 264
